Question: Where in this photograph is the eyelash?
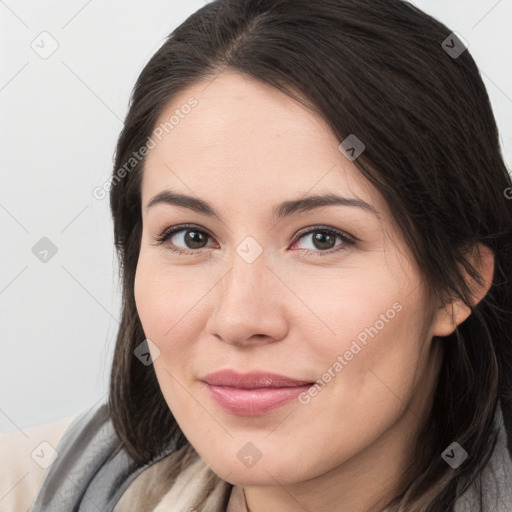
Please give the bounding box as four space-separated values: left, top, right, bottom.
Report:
153 223 357 258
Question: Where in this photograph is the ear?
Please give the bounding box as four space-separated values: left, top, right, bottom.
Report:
431 243 495 337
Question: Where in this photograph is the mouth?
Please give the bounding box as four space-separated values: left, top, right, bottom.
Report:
200 369 314 416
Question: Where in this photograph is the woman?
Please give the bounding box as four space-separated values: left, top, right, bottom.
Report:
3 0 512 510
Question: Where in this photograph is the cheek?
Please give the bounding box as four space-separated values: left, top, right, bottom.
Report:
317 294 432 432
298 263 430 413
134 262 198 422
134 254 187 338
296 265 406 357
134 261 162 337
134 255 206 377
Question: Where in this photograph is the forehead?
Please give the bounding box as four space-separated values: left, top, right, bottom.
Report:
141 71 385 218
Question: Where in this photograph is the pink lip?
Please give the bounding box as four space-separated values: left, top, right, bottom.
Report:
200 370 313 416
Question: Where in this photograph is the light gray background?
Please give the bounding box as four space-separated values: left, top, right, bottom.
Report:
1 0 511 433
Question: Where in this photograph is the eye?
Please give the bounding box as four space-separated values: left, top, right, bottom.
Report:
290 225 356 256
153 224 356 257
154 224 216 255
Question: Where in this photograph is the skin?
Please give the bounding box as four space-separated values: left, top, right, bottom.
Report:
134 70 494 512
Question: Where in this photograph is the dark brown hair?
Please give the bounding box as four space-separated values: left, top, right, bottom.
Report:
108 0 512 509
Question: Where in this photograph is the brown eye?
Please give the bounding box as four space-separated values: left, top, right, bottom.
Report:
291 226 356 256
180 229 209 249
155 225 215 254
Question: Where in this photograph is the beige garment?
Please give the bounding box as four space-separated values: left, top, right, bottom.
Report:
0 414 78 512
114 443 248 512
225 485 248 512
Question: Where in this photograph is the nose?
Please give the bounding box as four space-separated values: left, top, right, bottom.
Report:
205 248 289 347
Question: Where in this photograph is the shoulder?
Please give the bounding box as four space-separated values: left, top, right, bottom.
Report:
24 400 183 512
0 412 78 512
25 399 120 511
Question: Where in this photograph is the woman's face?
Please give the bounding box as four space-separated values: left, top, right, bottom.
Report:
134 71 449 489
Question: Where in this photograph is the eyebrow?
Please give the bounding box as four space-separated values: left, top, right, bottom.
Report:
146 190 379 220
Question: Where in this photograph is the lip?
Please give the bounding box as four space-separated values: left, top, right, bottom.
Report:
200 370 314 416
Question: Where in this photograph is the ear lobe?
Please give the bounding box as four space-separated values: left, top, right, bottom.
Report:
431 243 495 338
432 300 471 337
